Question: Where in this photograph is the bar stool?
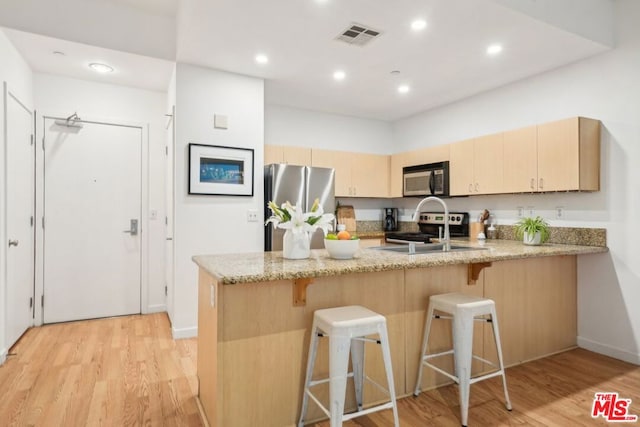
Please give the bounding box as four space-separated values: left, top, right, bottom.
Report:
413 293 512 427
298 305 400 427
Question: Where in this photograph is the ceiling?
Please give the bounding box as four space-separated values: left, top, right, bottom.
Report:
0 0 615 121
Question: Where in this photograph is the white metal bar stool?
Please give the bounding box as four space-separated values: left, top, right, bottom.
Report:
298 305 400 427
413 293 512 427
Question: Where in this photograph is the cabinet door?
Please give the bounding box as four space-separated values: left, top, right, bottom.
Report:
283 146 312 166
537 118 580 191
474 133 503 194
312 149 352 196
503 126 537 193
449 139 474 195
390 151 411 197
264 144 284 165
352 153 389 197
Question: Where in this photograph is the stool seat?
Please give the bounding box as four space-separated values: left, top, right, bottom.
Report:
414 293 512 427
299 305 399 427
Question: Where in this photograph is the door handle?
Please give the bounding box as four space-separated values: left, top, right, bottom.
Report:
8 239 19 247
123 219 139 236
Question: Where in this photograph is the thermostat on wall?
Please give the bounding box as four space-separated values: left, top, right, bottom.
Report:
214 114 228 129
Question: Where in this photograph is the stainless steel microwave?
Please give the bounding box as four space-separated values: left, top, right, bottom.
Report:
403 161 450 197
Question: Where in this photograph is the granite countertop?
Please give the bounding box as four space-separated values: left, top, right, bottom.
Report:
193 239 608 285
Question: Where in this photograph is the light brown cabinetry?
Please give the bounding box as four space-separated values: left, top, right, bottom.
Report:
389 145 450 197
312 149 389 197
536 117 600 192
264 144 312 166
450 133 504 196
502 117 600 193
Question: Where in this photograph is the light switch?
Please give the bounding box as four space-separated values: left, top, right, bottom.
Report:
214 114 228 129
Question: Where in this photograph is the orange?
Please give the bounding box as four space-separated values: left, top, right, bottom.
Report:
337 230 351 240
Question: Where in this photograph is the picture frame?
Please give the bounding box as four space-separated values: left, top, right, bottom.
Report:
188 143 254 196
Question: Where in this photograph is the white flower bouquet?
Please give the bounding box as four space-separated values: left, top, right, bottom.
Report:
266 198 335 235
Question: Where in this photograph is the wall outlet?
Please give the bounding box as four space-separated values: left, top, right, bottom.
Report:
150 209 158 220
556 207 564 219
527 206 535 217
516 207 524 218
247 209 259 222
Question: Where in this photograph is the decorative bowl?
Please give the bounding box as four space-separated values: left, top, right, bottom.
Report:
324 238 359 260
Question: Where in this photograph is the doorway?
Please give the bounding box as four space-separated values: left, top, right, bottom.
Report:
42 116 143 323
5 83 35 348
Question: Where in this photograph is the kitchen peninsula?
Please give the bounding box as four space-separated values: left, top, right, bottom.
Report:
194 240 606 426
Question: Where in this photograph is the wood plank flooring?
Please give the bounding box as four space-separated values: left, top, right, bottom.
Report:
1 313 638 426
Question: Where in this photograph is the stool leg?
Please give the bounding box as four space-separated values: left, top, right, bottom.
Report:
490 308 513 411
454 311 474 427
298 323 320 427
379 324 400 427
350 337 365 411
414 302 435 396
329 334 351 427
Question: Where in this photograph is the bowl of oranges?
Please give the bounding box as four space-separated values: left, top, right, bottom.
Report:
324 229 360 259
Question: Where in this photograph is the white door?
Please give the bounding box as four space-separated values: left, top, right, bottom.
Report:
43 118 142 323
5 86 35 348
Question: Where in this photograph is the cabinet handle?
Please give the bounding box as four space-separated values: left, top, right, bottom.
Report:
530 178 535 190
539 178 544 190
475 183 479 192
468 183 473 193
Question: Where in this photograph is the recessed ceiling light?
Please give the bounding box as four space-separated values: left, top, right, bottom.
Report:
88 62 114 73
486 44 503 56
333 70 346 81
398 84 410 94
411 19 427 31
255 54 269 65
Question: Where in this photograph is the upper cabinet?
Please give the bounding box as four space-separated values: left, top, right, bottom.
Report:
450 133 504 196
390 145 450 197
536 117 600 192
502 118 600 193
264 144 312 166
312 149 389 197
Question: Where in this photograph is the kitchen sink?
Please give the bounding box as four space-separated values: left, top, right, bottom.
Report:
373 244 488 255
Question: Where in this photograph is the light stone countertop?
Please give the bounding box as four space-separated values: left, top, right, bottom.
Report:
193 239 608 285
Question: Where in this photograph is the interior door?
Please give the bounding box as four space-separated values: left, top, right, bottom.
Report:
5 87 35 348
43 118 142 323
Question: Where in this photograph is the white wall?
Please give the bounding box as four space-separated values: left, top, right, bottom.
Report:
265 104 393 155
0 29 33 364
173 63 264 338
33 73 168 317
392 0 640 364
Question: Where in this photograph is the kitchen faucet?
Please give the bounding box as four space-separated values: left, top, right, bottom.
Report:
410 196 450 253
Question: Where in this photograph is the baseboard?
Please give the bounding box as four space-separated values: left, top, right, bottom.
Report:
172 325 198 339
578 336 640 365
147 304 166 314
0 347 7 366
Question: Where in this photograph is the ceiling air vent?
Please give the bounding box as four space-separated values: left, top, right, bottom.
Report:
336 23 383 47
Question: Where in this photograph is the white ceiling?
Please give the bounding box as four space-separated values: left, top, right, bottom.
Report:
0 0 615 121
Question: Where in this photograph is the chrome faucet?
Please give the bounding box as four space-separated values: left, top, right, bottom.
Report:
412 196 450 252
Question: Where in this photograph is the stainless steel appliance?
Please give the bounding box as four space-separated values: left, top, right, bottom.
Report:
385 212 468 243
403 161 450 197
264 164 335 251
383 208 398 232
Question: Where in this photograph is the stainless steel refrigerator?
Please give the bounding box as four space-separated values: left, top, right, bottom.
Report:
264 164 335 251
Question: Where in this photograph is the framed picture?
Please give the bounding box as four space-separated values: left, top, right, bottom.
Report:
188 143 254 196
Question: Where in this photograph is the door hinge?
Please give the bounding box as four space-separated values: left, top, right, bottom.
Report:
42 137 45 151
41 295 44 307
30 134 34 146
165 285 168 296
165 216 168 225
30 216 34 227
165 146 168 156
42 217 45 229
30 297 33 308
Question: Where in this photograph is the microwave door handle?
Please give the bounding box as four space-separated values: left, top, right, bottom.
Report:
429 171 435 195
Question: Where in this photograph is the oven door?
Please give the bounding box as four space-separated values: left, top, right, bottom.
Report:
403 170 432 196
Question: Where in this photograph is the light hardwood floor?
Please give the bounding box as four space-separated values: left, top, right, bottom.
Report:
1 313 638 426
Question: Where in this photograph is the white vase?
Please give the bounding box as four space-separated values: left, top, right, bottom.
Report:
282 229 311 259
523 231 542 246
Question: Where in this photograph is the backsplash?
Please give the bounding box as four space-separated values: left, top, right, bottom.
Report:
356 220 607 247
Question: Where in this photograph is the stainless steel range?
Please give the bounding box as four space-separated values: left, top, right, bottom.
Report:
385 212 469 244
